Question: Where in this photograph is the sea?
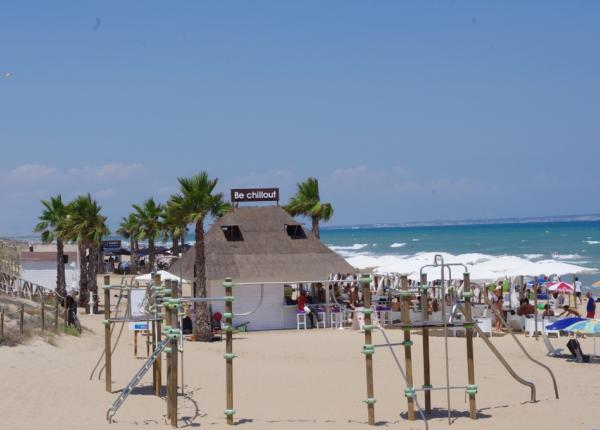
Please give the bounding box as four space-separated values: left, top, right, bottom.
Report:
13 217 600 295
320 219 600 294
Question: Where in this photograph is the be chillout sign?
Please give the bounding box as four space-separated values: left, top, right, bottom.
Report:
231 188 279 203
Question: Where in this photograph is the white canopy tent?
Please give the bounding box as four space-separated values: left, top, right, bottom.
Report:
135 270 189 284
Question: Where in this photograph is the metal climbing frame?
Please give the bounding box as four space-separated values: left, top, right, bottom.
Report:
106 337 171 422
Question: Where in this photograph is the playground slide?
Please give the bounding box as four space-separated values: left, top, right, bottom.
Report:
477 294 559 400
106 337 170 423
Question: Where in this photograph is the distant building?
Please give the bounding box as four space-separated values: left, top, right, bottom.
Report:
20 244 78 290
172 206 355 330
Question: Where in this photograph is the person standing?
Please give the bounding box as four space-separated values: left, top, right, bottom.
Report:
575 277 583 305
586 292 596 319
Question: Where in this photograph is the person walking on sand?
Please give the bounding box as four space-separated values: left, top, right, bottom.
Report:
586 292 596 319
575 277 583 305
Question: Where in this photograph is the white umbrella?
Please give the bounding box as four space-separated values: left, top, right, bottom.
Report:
135 270 189 283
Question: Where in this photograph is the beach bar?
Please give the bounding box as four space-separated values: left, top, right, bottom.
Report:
171 205 355 330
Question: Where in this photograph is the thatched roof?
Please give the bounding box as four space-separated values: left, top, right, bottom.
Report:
170 206 355 283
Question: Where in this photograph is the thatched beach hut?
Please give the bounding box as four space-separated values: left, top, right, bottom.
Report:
171 206 355 330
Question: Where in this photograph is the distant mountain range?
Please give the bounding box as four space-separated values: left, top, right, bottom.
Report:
324 214 600 230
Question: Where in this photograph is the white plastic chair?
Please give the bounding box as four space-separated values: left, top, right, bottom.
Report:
315 309 326 328
476 317 493 337
296 311 307 330
330 309 343 329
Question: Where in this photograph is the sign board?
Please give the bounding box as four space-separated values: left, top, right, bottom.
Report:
231 188 279 203
129 289 148 317
102 240 122 250
129 322 148 331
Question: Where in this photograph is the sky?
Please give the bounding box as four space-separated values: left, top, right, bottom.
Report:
1 1 599 236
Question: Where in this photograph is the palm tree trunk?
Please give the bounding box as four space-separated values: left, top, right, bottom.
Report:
172 234 179 256
78 243 89 308
56 238 66 297
193 219 212 341
148 237 155 273
129 237 137 274
311 216 320 239
89 244 99 313
180 232 185 254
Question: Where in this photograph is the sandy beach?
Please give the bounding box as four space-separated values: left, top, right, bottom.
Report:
1 312 599 430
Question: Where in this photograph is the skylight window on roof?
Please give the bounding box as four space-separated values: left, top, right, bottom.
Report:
221 225 243 241
285 224 306 239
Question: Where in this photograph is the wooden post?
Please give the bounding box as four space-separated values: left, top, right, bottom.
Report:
169 281 180 427
54 296 59 333
154 279 165 397
1 308 4 339
64 294 68 334
533 277 539 341
134 331 138 357
463 272 477 419
104 275 112 393
400 275 416 421
361 274 375 425
165 281 173 419
19 305 24 337
152 273 161 396
420 273 431 413
224 278 234 425
40 293 45 334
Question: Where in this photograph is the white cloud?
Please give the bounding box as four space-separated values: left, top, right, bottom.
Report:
95 188 115 199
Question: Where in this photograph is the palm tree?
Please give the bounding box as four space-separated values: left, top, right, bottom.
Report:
117 213 140 275
162 199 188 256
132 198 163 273
62 194 110 311
284 177 333 239
169 172 230 341
34 194 68 298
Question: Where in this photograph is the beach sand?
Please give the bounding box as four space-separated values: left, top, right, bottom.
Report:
1 313 600 430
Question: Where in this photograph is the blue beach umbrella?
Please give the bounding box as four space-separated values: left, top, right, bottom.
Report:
545 317 585 331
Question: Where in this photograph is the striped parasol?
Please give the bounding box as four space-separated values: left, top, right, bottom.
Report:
547 282 575 293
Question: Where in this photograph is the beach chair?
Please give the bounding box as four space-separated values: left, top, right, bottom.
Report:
543 318 560 338
525 317 544 337
507 314 526 332
475 317 493 337
542 334 564 357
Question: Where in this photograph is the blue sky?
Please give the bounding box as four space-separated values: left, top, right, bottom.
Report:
1 1 599 235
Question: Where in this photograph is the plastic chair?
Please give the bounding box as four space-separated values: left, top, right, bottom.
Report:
330 307 343 329
296 310 307 330
315 307 326 328
475 317 493 337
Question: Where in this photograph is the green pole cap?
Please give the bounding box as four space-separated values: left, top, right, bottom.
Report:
359 274 372 285
223 278 234 288
363 398 377 406
224 409 236 417
404 388 416 398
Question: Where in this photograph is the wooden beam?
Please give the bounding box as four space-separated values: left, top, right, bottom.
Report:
420 273 431 414
361 274 375 425
225 278 234 425
401 275 415 421
104 275 112 393
463 272 477 419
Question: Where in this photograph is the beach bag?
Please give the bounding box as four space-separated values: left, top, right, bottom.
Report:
303 305 311 314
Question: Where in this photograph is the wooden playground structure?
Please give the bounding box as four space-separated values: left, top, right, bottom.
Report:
97 273 237 426
360 255 559 429
96 256 560 428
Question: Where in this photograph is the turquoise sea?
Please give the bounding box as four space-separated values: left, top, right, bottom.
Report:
320 220 600 292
